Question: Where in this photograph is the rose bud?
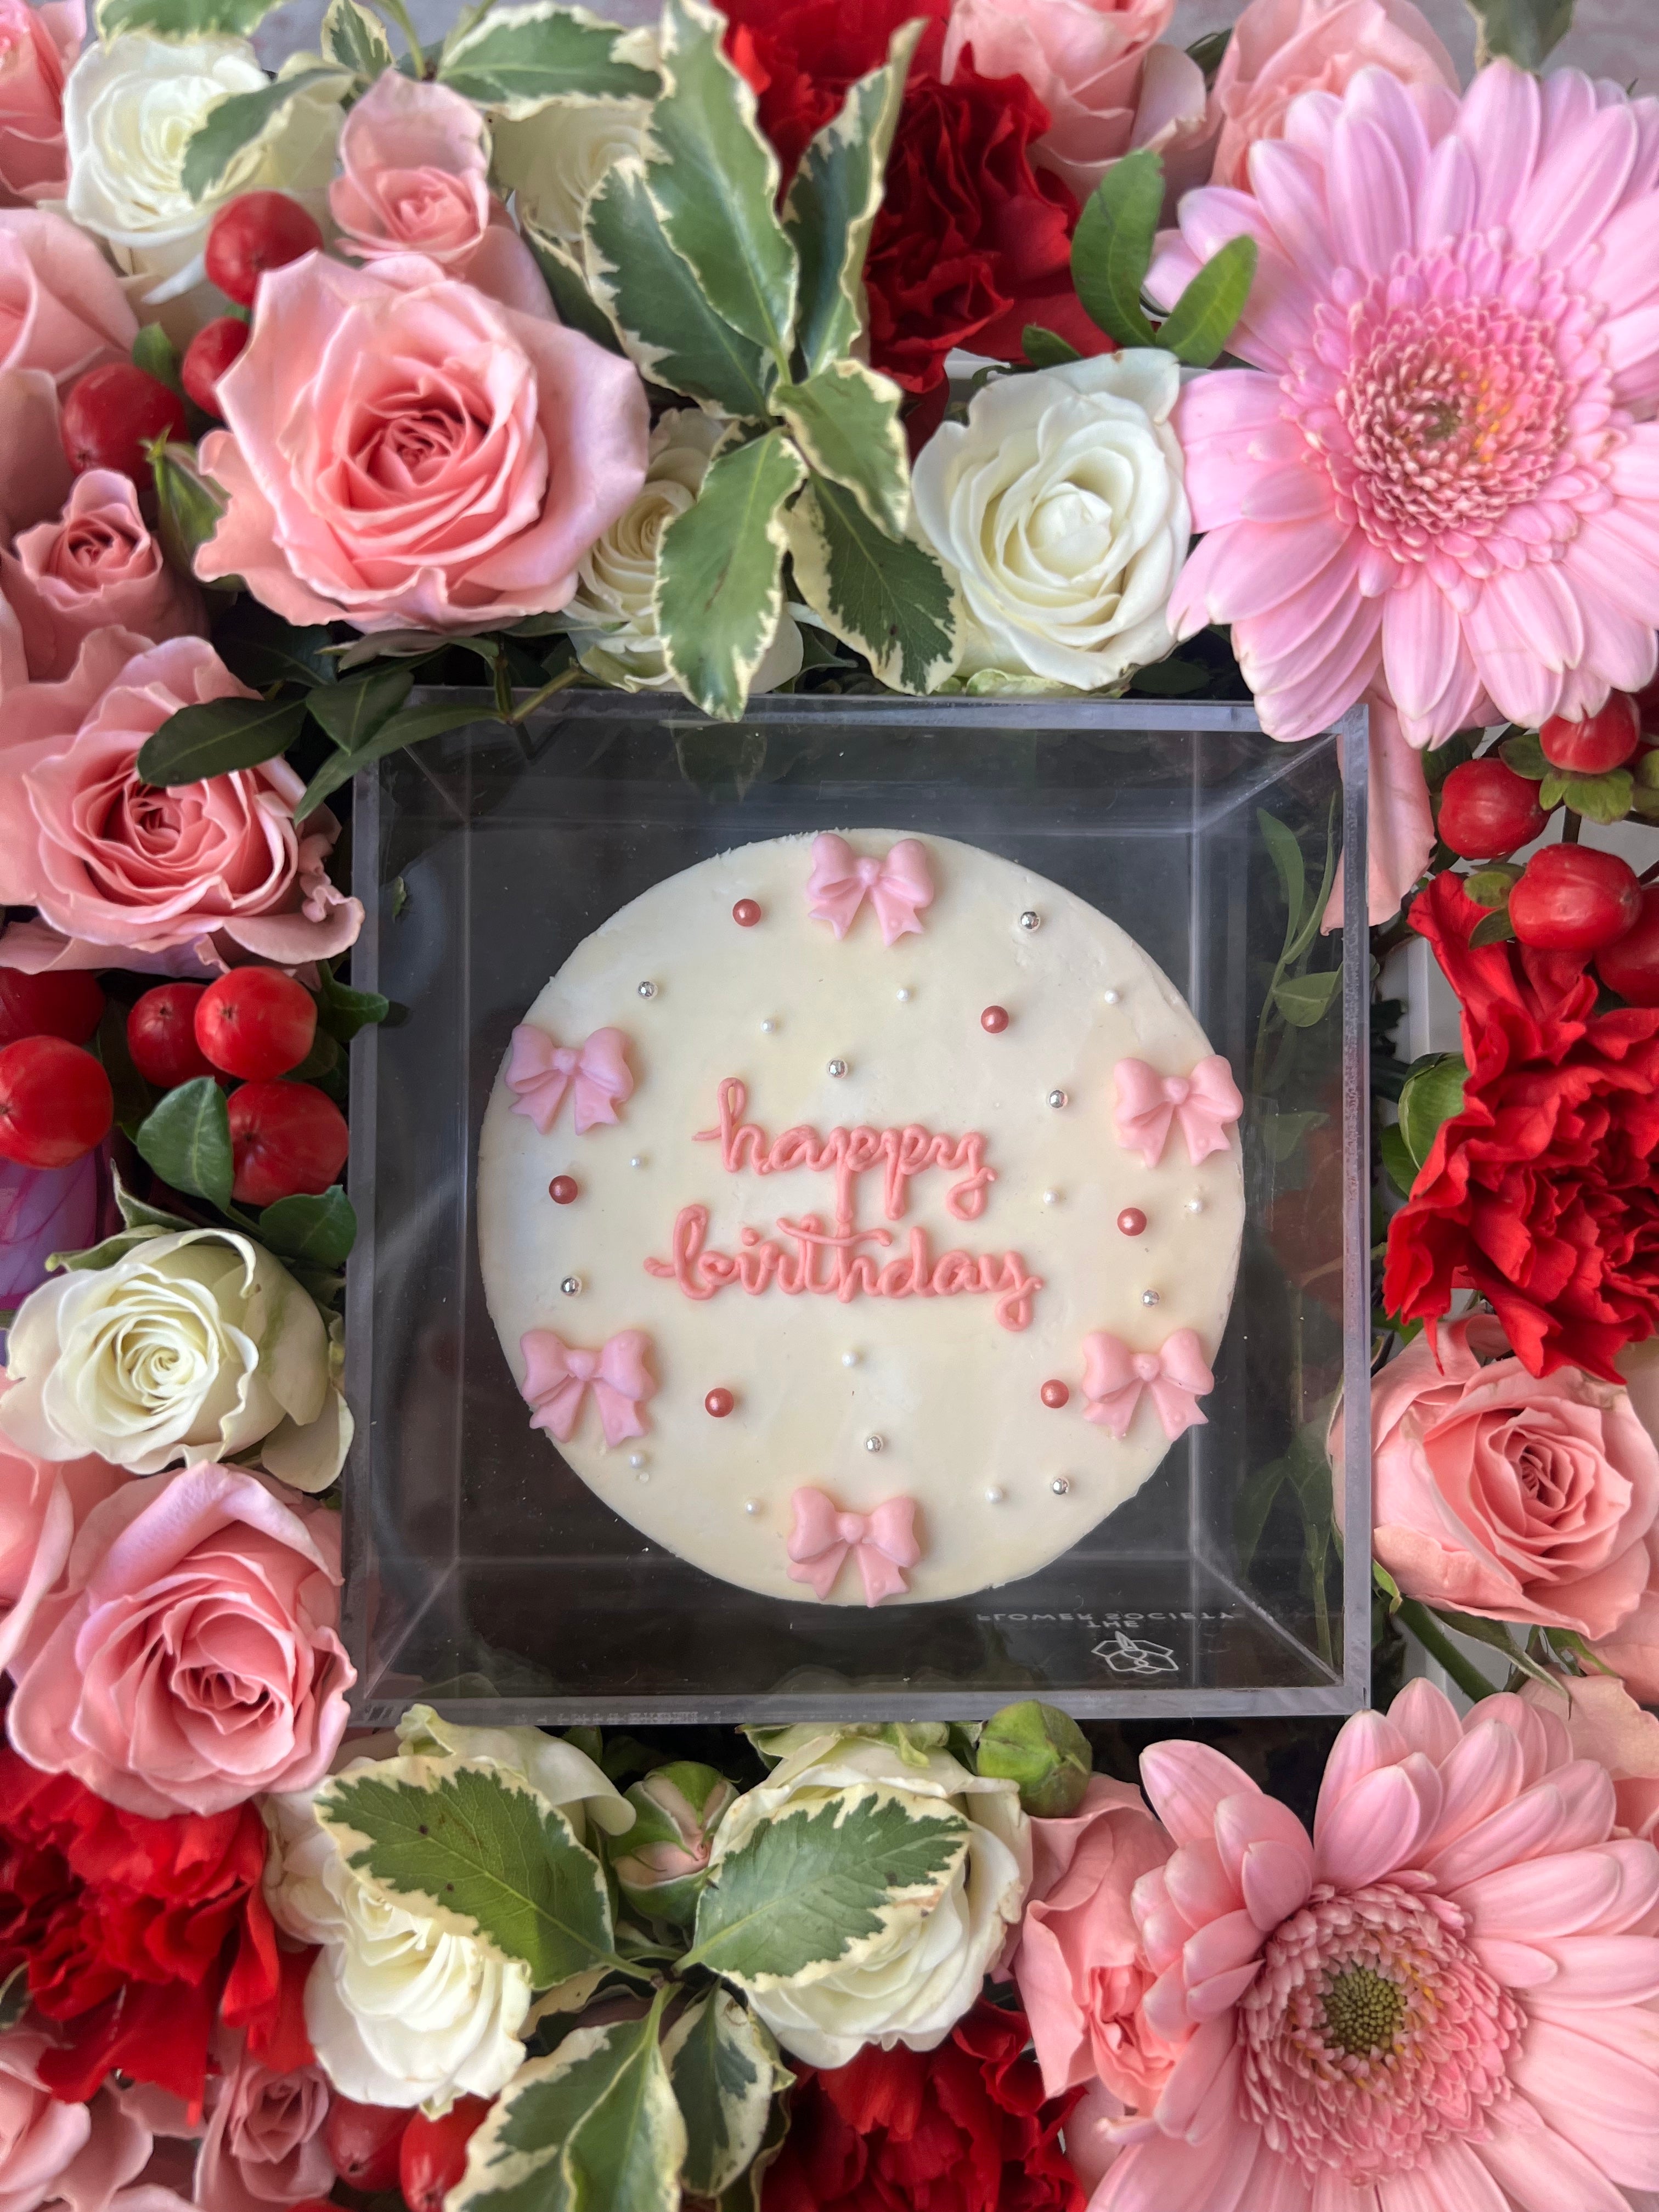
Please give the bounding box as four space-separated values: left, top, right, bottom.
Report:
976 1699 1092 1816
608 1761 737 1926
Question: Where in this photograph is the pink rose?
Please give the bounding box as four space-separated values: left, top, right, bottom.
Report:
0 0 81 209
4 1462 354 1818
2 471 202 681
0 1385 123 1676
1522 1672 1659 1843
1005 1774 1184 2110
0 207 136 533
0 2023 152 2212
1592 1532 1659 1705
0 634 363 973
191 2038 332 2212
196 250 648 633
1208 0 1457 192
1342 1317 1659 1641
331 70 490 269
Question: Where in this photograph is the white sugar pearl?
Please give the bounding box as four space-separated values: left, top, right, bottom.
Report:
636 1470 650 1483
629 1155 646 1169
896 987 912 1003
760 1018 777 1034
842 1350 860 1367
629 1452 646 1469
985 1485 1005 1504
1103 988 1121 1006
744 1498 761 1516
1186 1197 1205 1215
1042 1189 1062 1208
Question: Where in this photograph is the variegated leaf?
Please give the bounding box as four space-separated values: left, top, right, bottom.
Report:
774 359 909 535
657 428 805 720
664 1993 787 2200
320 0 393 75
783 475 958 697
180 66 351 201
97 0 275 36
439 1 658 117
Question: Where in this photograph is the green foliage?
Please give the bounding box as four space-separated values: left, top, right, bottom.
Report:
783 474 957 696
96 0 275 36
657 430 805 720
1396 1052 1468 1171
132 324 182 397
1538 765 1633 823
1500 729 1548 779
321 0 394 74
1021 324 1081 368
664 1994 783 2200
438 2 658 114
95 1001 154 1143
772 361 908 535
1379 1120 1417 1199
136 695 308 789
306 665 414 753
182 67 350 201
134 1079 233 1212
1464 0 1575 68
1070 149 1161 346
149 441 227 580
213 603 337 690
1156 235 1258 366
294 699 488 815
258 1187 357 1268
315 967 392 1043
975 1701 1091 1816
1273 969 1342 1028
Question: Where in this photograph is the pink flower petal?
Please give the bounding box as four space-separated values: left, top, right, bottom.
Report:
1152 2013 1238 2141
1389 1678 1464 1764
1141 1742 1258 1847
1456 58 1541 228
1096 2115 1266 2212
1474 2103 1633 2212
1452 1844 1626 1939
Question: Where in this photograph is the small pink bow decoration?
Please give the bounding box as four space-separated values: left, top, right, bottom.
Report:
806 833 934 947
1112 1055 1242 1169
786 1485 922 1605
506 1024 633 1136
1081 1329 1214 1442
520 1328 655 1447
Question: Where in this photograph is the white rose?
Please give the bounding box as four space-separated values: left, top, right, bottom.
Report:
709 1728 1030 2070
912 349 1190 691
63 35 342 321
559 408 804 695
266 1713 632 2111
493 97 650 249
0 1226 352 1491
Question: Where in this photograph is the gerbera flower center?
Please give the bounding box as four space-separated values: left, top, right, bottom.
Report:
1238 1881 1522 2182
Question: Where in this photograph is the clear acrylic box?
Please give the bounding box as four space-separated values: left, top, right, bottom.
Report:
341 693 1371 1724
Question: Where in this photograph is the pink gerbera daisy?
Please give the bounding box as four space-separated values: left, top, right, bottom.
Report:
1159 61 1659 744
1099 1680 1659 2211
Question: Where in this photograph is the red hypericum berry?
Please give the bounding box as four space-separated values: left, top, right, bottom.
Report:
1539 695 1641 776
1508 843 1642 956
195 969 318 1082
205 191 323 309
1596 884 1659 1006
59 363 188 482
126 984 213 1088
180 315 249 416
0 971 104 1048
325 2097 410 2193
400 2096 491 2212
227 1080 348 1206
0 1036 113 1168
1437 758 1549 860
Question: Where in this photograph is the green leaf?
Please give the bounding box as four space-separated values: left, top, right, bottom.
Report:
95 1001 154 1142
657 430 805 721
96 0 276 35
258 1186 357 1268
212 602 337 690
438 1 658 115
319 1757 620 1989
306 665 414 753
112 1165 194 1234
294 700 489 815
1464 0 1575 69
685 1784 969 1985
1431 1604 1561 1691
135 1078 233 1211
773 360 909 535
524 222 623 354
783 472 957 696
1272 968 1341 1028
52 1226 166 1274
150 441 227 579
1129 654 1208 697
1379 1119 1417 1199
316 968 391 1043
783 22 920 376
1469 908 1518 947
976 1701 1091 1817
1257 808 1307 946
1373 1560 1403 1615
1397 1052 1466 1170
1235 1451 1289 1572
664 1993 781 2200
1020 324 1081 368
1541 766 1633 824
321 0 394 73
1500 729 1548 780
132 323 182 398
181 66 351 201
584 161 771 416
1156 234 1258 367
1464 865 1519 909
1186 24 1231 83
1070 150 1161 347
645 0 797 360
715 2084 789 2212
136 695 308 789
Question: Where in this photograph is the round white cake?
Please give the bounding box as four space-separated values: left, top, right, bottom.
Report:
477 830 1244 1605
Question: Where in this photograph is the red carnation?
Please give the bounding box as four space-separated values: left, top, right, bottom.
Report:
0 1745 305 2112
763 2000 1085 2212
1384 871 1659 1381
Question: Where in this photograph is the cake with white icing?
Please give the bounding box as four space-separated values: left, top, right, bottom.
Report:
476 830 1245 1606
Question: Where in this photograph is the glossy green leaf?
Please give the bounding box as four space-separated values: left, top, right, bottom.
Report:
294 701 489 815
1465 0 1575 69
1397 1052 1467 1170
1020 324 1081 368
150 441 228 580
656 430 805 721
1539 766 1633 824
306 665 414 753
112 1166 193 1234
1187 25 1231 83
1379 1120 1417 1198
1469 908 1518 947
524 222 623 354
136 695 307 790
1257 808 1307 945
1272 967 1341 1028
134 1079 233 1212
584 161 771 416
664 1993 781 2200
1499 729 1548 780
97 0 276 35
773 360 909 535
132 323 182 397
1464 865 1519 909
1070 149 1161 347
645 0 797 360
438 2 657 115
783 472 957 696
258 1186 357 1268
315 969 391 1042
1157 234 1258 366
212 602 337 690
181 66 350 200
321 0 394 73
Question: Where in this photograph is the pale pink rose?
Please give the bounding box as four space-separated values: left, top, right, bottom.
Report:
2 471 202 681
1593 1532 1659 1707
1208 0 1457 191
1337 1317 1659 1640
0 1380 123 1676
0 0 82 209
4 1462 354 1818
0 2024 152 2212
0 207 136 532
191 2038 333 2212
1522 1672 1659 1843
196 250 648 633
331 70 490 269
1005 1775 1184 2110
0 634 363 972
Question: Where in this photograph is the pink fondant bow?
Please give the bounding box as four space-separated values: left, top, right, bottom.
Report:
520 1328 655 1447
1112 1055 1242 1169
806 834 934 947
505 1024 633 1136
786 1486 922 1605
1081 1329 1214 1442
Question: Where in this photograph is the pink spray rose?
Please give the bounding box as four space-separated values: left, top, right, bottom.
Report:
1006 1775 1183 2109
0 634 363 973
0 2022 153 2212
1208 0 1456 191
196 250 648 633
331 69 490 269
2 471 202 681
191 2036 334 2212
4 1462 354 1819
0 206 136 533
0 0 82 210
0 1389 123 1675
1339 1317 1659 1641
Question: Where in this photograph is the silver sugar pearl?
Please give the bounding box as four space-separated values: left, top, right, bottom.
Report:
1142 1289 1161 1307
636 979 657 999
827 1058 848 1079
1019 910 1041 932
985 1485 1005 1504
560 1275 582 1296
1047 1088 1069 1110
1051 1477 1072 1496
864 1434 884 1453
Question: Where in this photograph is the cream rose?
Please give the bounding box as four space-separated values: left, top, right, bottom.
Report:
709 1728 1029 2070
267 1708 632 2110
912 349 1189 690
559 408 802 693
492 97 649 248
0 1226 351 1491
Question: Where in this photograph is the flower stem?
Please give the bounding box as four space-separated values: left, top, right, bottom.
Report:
1396 1600 1494 1702
1561 811 1582 845
507 663 583 724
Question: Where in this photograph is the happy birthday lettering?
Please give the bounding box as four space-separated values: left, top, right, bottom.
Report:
642 1079 1043 1331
